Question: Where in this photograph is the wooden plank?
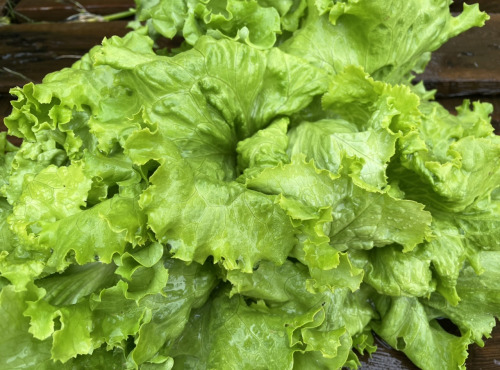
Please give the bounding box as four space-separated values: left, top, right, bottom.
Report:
450 0 500 13
359 335 419 369
465 322 500 369
418 14 500 97
12 0 135 22
0 21 131 92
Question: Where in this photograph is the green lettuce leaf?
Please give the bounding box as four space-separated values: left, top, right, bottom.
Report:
423 251 500 346
281 0 488 82
371 295 471 370
95 35 327 179
136 0 281 49
172 261 375 368
394 101 500 212
361 245 436 297
288 118 398 190
0 284 55 368
140 158 296 272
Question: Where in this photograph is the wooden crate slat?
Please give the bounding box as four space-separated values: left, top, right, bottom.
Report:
359 335 419 369
12 0 135 22
450 0 500 13
417 14 500 97
0 21 131 92
465 322 500 370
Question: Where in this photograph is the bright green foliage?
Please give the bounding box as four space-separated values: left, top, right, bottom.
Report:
372 295 471 370
0 0 496 369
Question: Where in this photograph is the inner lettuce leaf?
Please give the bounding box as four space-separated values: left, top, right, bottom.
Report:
0 0 498 369
135 0 281 49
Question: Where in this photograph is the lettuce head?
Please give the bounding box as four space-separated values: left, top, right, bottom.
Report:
1 1 498 369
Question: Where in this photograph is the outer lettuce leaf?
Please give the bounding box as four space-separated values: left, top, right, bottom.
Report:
0 190 145 290
136 0 281 49
455 197 500 252
4 31 157 157
281 0 488 82
371 295 471 370
36 262 118 306
421 217 472 305
306 252 364 294
1 138 68 205
135 0 187 39
394 101 500 212
0 199 47 290
39 195 146 272
10 163 92 245
0 284 54 369
322 66 421 134
327 176 432 252
0 132 18 190
0 282 128 369
246 158 432 252
5 69 112 149
172 261 375 368
22 254 216 368
423 251 500 346
60 347 130 370
128 259 218 366
257 0 307 32
170 289 305 369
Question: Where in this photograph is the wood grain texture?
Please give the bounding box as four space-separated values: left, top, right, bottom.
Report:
466 322 500 368
0 21 131 92
11 0 135 22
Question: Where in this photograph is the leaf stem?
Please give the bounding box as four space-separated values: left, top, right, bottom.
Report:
102 9 136 22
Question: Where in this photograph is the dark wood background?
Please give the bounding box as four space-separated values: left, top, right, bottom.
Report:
0 1 499 368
